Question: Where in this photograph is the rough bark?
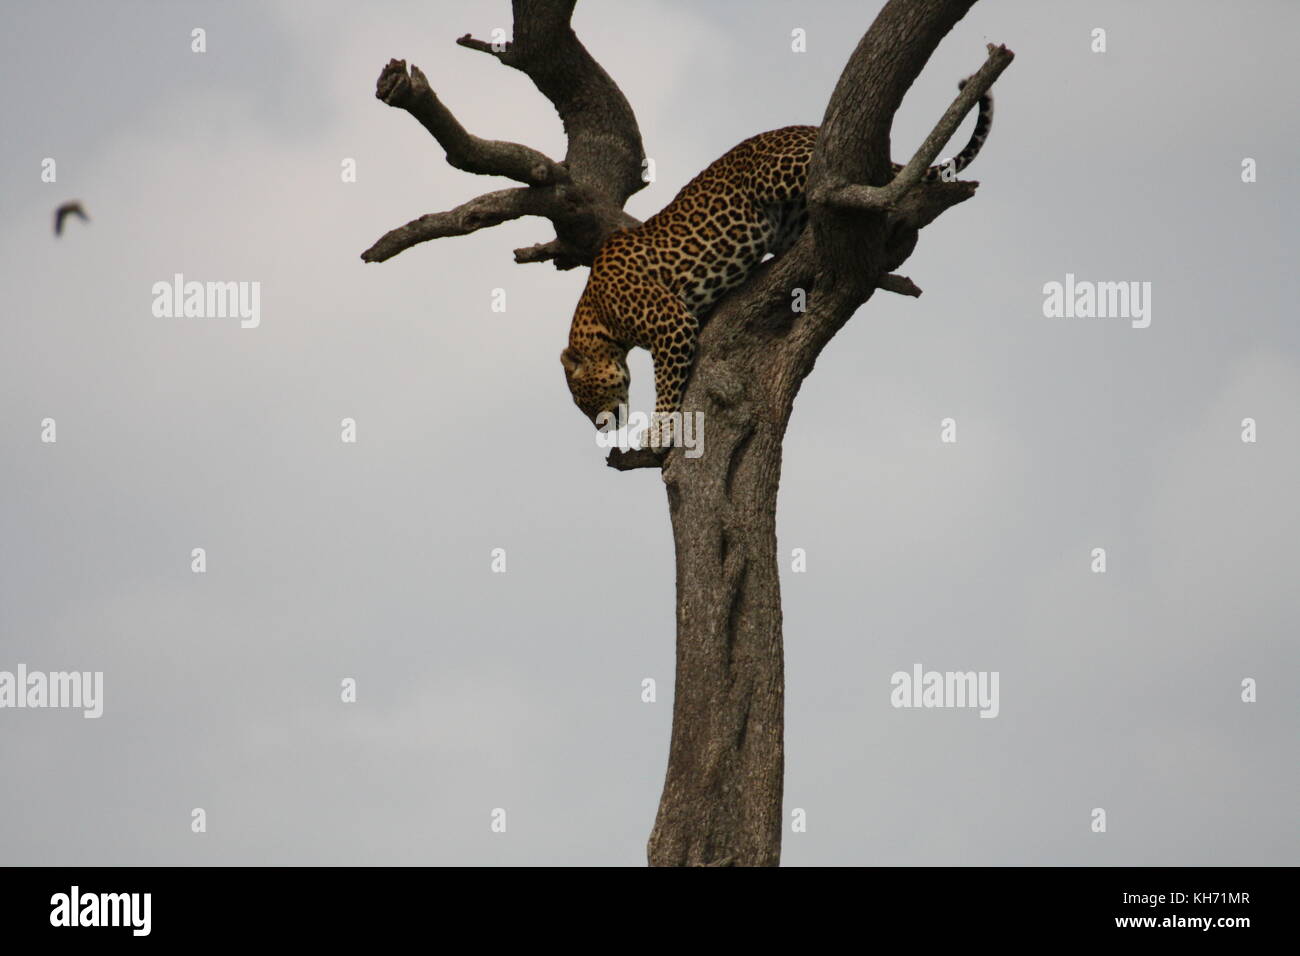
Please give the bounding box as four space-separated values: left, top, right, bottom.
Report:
362 0 1011 867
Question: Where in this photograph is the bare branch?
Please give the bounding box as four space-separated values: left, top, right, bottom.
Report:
890 44 1012 192
606 447 665 471
891 178 979 230
513 238 585 269
365 3 647 268
362 188 548 263
803 0 1014 319
877 274 923 297
455 33 512 62
462 0 646 207
813 43 1014 213
374 59 567 187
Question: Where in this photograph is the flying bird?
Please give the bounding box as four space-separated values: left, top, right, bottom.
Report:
54 201 89 236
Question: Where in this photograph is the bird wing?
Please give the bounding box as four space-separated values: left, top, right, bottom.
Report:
54 202 88 236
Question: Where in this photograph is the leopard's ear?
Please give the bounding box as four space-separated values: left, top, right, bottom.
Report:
560 346 583 375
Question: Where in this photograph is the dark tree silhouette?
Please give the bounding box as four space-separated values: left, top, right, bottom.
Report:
363 0 1012 866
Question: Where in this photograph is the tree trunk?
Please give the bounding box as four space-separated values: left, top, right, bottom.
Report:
649 415 787 866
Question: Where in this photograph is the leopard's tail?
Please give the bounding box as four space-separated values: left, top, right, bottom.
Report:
894 78 993 182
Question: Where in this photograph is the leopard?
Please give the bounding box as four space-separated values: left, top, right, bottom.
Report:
561 80 993 450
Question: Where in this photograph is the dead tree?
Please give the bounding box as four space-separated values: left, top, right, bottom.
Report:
362 0 1012 866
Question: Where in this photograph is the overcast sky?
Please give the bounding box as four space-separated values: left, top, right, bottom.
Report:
1 0 1296 866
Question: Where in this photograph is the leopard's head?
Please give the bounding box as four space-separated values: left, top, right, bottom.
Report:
561 345 629 429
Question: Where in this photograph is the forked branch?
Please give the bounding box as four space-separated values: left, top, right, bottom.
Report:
811 43 1014 213
363 1 647 268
